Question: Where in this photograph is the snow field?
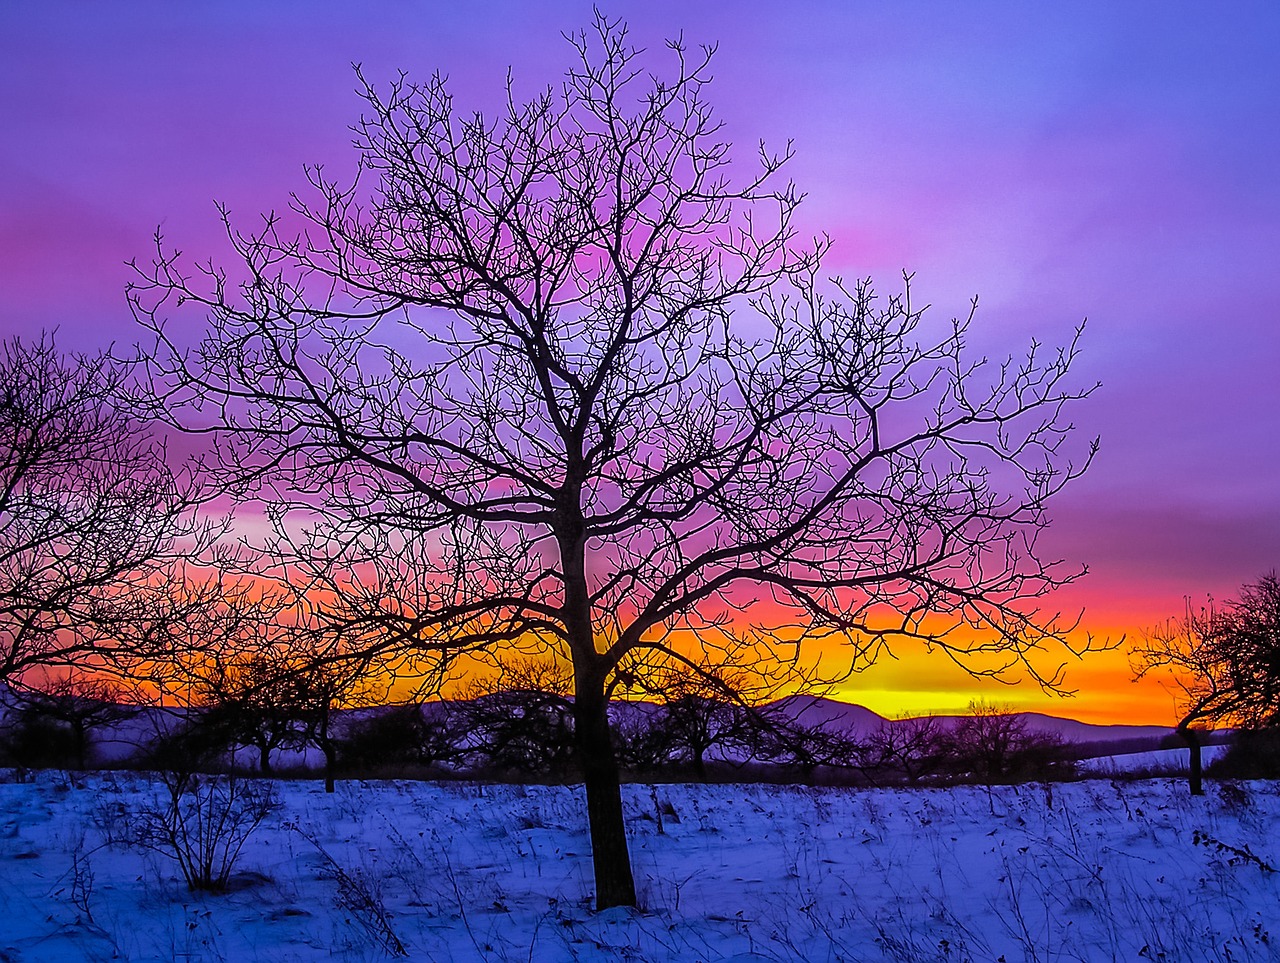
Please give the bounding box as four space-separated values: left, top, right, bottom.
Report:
1077 745 1229 776
1 771 1278 962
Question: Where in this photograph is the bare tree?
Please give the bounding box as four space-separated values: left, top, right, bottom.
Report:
337 700 462 775
610 703 670 774
656 667 754 778
863 714 950 786
125 574 292 773
1221 573 1280 724
129 16 1097 908
111 571 291 772
3 670 140 770
637 662 800 779
194 654 310 775
456 658 578 777
0 334 204 683
125 566 387 791
949 700 1069 785
1134 572 1280 794
288 651 382 793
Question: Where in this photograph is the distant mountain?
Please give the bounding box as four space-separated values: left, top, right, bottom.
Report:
918 710 1174 744
980 712 1173 744
764 695 888 738
757 696 1180 757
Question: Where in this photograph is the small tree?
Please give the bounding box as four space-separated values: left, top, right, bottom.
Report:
195 655 310 775
1222 573 1280 721
610 704 670 774
290 654 379 793
1 697 78 769
863 714 950 786
1134 572 1280 794
116 565 382 790
180 585 320 778
949 700 1069 784
115 594 284 893
642 664 760 779
337 701 461 775
457 659 577 778
5 672 139 770
753 708 865 782
115 569 301 772
131 15 1097 908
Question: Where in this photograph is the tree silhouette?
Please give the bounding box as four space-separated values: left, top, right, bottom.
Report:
336 701 462 776
193 654 310 775
0 334 204 683
637 662 807 779
130 16 1097 908
863 714 950 786
1223 573 1280 725
949 699 1068 785
1134 572 1280 794
4 671 140 770
457 659 578 777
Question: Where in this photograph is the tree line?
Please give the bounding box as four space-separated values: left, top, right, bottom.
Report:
1 666 1075 789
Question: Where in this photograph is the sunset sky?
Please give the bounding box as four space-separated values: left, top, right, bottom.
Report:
3 2 1277 724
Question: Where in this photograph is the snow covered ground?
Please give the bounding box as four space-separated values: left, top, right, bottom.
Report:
1 770 1277 962
1079 744 1230 776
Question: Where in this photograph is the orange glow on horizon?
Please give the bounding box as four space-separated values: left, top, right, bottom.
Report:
31 616 1186 728
797 611 1184 726
420 617 1185 727
38 569 1192 728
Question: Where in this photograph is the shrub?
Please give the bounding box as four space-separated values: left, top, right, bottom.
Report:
128 769 279 891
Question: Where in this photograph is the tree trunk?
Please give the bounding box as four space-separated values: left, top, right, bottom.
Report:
73 722 87 771
574 689 637 910
258 740 273 775
319 706 335 793
558 498 637 911
1180 724 1204 796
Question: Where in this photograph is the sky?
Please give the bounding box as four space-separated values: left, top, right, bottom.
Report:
2 1 1278 724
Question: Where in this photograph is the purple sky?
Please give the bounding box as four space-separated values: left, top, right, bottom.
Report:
3 1 1277 718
